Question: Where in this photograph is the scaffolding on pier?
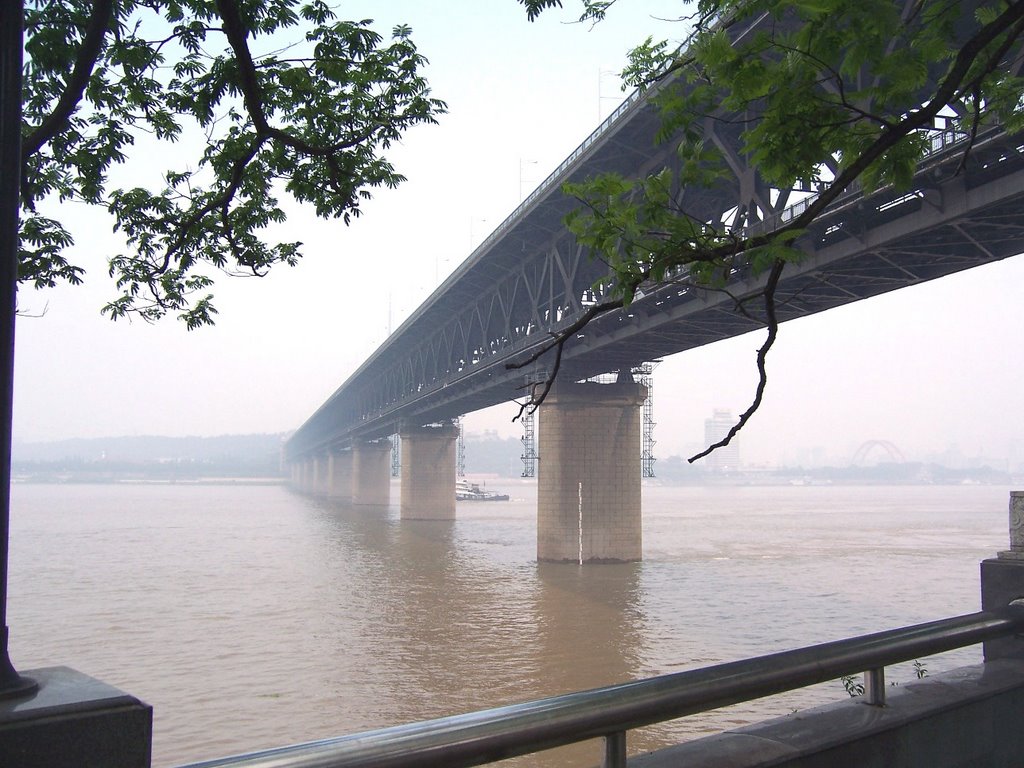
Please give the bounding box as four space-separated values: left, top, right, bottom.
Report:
519 363 657 478
634 362 658 478
390 434 401 477
456 417 466 477
520 409 537 478
583 363 658 477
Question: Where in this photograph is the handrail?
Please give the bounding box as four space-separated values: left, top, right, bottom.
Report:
179 605 1024 768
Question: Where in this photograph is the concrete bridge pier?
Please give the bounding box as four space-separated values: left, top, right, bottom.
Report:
297 458 313 493
327 449 353 501
538 380 647 563
400 423 459 519
312 454 329 495
352 439 392 506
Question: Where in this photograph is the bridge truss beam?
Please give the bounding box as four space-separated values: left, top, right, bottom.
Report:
286 7 1024 462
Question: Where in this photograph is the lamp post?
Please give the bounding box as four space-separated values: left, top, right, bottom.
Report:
0 0 37 700
598 68 622 122
519 158 538 202
468 218 487 250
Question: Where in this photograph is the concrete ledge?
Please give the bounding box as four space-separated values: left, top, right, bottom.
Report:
981 557 1024 660
0 666 151 768
545 380 647 407
632 660 1024 768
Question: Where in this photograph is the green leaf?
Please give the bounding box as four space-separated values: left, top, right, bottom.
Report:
21 0 446 324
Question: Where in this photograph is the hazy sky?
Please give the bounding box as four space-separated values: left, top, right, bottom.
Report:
13 1 1024 467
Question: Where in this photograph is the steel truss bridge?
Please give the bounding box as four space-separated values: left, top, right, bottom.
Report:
286 10 1024 462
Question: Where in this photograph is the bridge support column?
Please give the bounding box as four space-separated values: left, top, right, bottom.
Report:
327 449 353 500
312 455 330 495
298 459 313 493
982 491 1024 661
352 439 392 506
400 424 459 520
538 380 646 563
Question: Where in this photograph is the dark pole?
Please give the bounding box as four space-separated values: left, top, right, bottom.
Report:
0 0 36 699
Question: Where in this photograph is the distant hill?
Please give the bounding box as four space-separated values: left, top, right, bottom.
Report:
17 432 1010 486
13 433 288 480
12 430 535 482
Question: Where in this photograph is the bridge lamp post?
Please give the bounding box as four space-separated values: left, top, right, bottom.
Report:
598 68 622 121
519 158 538 202
468 218 488 250
434 254 451 284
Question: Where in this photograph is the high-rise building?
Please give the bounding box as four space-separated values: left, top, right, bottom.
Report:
703 409 741 471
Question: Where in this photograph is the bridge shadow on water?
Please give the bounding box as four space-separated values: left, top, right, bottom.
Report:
300 491 661 766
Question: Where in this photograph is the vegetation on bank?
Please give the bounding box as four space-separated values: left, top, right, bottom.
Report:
13 431 1015 485
13 433 287 481
655 456 1016 486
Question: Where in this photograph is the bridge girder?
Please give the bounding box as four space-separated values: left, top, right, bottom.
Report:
286 7 1024 461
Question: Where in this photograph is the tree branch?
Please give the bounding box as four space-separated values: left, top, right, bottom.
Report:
647 0 1024 289
506 297 624 420
688 258 784 463
215 0 382 156
21 0 114 161
790 0 1024 230
153 135 263 283
213 0 272 135
508 1 1024 459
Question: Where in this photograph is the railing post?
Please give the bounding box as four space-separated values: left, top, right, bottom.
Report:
981 491 1024 661
603 731 627 768
863 667 886 706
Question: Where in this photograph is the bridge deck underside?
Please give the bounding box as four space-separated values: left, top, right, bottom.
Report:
286 19 1024 460
290 133 1024 457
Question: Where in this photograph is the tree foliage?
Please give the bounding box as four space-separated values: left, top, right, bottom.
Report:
20 0 445 327
516 0 1024 457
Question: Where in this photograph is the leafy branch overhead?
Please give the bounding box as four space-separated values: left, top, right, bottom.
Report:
513 0 1024 459
21 0 445 328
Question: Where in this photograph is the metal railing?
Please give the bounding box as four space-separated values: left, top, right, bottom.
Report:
180 605 1024 768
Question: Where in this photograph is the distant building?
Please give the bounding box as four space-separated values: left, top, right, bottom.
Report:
704 409 740 471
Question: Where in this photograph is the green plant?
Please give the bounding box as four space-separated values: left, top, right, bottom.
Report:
840 675 864 698
21 0 446 327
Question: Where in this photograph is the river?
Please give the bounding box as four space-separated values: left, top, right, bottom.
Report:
6 482 1013 766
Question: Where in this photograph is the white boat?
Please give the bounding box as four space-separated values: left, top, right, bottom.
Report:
456 479 509 502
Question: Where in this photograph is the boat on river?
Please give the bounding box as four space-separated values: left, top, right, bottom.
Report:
456 479 509 502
